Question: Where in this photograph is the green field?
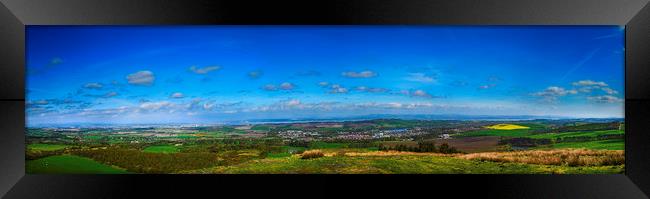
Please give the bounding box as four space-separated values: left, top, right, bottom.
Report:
26 155 130 174
85 135 105 140
309 142 348 149
27 144 70 151
266 146 306 158
143 145 180 153
25 120 624 174
251 125 272 131
537 139 624 150
456 123 546 137
526 130 624 140
183 155 623 174
457 129 534 137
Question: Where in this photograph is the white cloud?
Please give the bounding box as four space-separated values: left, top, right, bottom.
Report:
330 87 349 94
588 95 623 103
355 86 388 93
571 80 619 96
572 80 608 87
385 102 403 108
342 70 377 78
104 91 118 98
478 84 496 89
328 84 348 94
83 83 103 89
601 87 619 95
354 102 434 109
262 84 278 91
189 66 220 74
203 102 215 110
33 100 49 105
396 89 434 98
248 70 262 79
318 82 329 87
263 82 295 91
578 86 595 93
279 82 295 90
170 92 184 98
286 99 301 106
126 70 155 86
405 73 436 83
139 101 172 111
412 89 432 98
531 86 577 102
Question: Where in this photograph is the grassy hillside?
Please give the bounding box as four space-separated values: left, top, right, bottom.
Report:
182 153 623 174
536 139 624 150
526 130 623 140
27 144 70 151
143 145 180 153
26 155 130 174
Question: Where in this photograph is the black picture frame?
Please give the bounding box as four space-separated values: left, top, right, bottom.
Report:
1 0 650 198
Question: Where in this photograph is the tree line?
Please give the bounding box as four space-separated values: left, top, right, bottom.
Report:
378 141 460 154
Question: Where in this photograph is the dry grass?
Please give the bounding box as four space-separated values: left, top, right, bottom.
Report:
345 151 454 157
300 150 325 159
459 149 624 166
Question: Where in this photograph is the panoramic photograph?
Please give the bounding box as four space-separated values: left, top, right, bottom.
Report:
25 26 624 174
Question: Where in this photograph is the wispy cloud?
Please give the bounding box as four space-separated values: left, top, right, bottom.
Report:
531 86 577 102
126 70 155 86
27 57 64 75
83 83 104 89
397 89 436 98
593 33 621 40
248 70 263 79
329 84 349 94
262 82 296 91
412 90 432 98
342 70 377 78
559 48 600 82
262 84 278 91
354 86 389 93
279 82 295 90
572 80 608 87
189 65 220 74
318 81 329 87
104 91 118 98
405 73 436 83
139 101 172 111
478 84 496 89
170 92 184 98
588 95 623 103
601 87 618 95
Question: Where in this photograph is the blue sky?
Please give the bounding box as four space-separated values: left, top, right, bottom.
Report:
26 26 625 125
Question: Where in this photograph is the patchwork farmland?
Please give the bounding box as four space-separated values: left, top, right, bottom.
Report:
26 118 624 174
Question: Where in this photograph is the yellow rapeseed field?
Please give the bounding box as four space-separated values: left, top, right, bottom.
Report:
485 124 530 130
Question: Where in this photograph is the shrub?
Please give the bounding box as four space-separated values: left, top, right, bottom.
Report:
301 150 324 159
438 143 460 154
496 145 514 152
